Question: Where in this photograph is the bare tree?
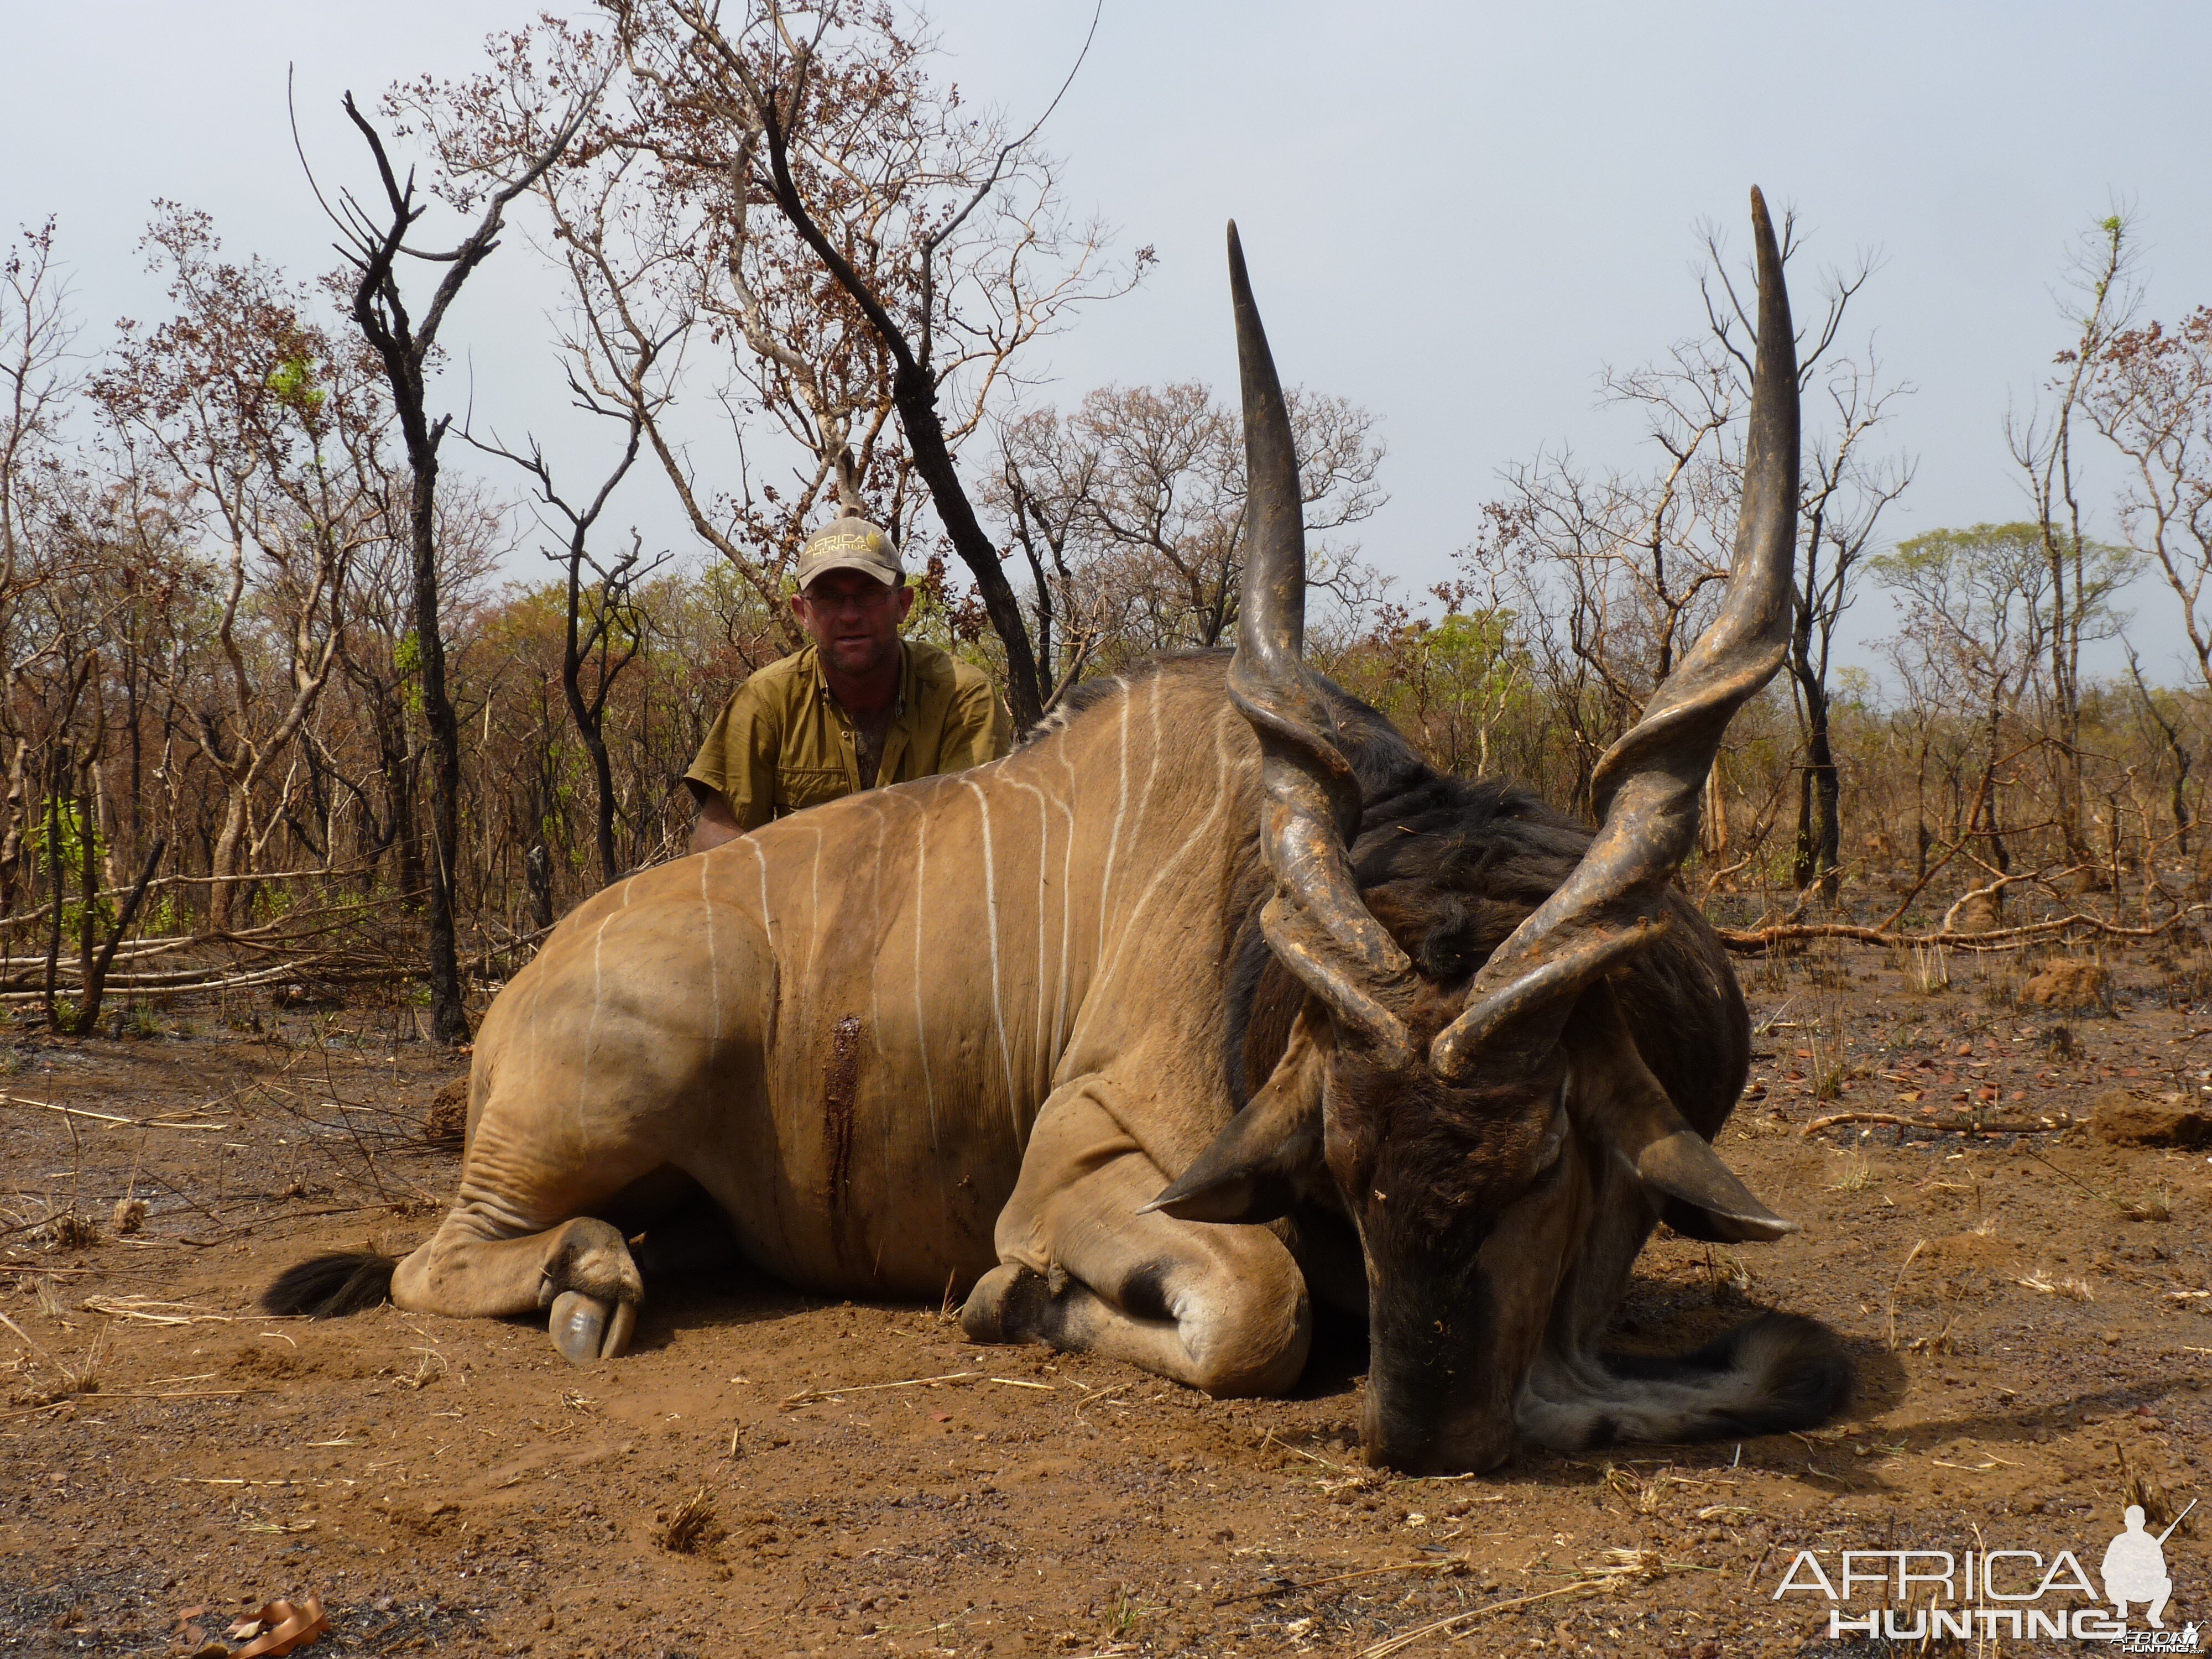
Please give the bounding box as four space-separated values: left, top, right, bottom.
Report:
1 220 74 627
2007 213 2140 861
1468 214 1908 868
598 0 1144 727
2124 641 2194 857
2086 301 2212 690
1657 226 1908 906
987 382 1386 671
1872 524 2096 888
467 416 665 890
92 209 379 931
0 220 79 910
328 475 505 905
319 71 604 1040
1782 352 1913 900
990 405 1095 703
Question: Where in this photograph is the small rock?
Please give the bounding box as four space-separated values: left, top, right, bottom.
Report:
2094 1090 2212 1149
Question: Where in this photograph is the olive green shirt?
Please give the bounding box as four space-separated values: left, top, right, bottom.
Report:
686 640 1013 832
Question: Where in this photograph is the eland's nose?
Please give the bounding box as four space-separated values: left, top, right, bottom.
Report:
1359 1388 1513 1475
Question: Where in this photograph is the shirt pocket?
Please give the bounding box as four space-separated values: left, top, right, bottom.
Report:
773 765 849 816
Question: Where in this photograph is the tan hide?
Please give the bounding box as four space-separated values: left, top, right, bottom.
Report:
436 656 1270 1303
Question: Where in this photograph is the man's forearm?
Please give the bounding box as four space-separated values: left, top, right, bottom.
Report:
688 788 744 854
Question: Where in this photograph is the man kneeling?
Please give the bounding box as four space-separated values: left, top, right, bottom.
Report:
687 516 1011 850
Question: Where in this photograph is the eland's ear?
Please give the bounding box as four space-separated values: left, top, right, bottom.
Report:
1565 982 1798 1245
1141 1013 1327 1225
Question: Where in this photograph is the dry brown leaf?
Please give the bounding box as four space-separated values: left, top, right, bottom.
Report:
230 1594 329 1657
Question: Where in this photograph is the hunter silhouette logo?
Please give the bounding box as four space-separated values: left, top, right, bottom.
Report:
1771 1498 2198 1646
2104 1505 2181 1629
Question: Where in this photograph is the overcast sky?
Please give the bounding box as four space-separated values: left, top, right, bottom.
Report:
8 2 2210 683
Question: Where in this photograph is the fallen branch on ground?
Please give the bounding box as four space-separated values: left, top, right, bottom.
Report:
1718 905 2200 956
1799 1110 2077 1138
1 1095 227 1131
780 1370 979 1406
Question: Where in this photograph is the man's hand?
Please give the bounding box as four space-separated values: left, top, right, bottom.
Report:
688 788 743 855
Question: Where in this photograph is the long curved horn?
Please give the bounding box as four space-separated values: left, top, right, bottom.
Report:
1431 187 1800 1080
1223 223 1413 1064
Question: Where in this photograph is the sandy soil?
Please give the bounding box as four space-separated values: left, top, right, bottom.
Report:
2 946 2207 1658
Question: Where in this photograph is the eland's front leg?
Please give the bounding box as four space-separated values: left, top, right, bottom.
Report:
392 1211 646 1364
961 1078 1311 1397
387 957 734 1363
391 1085 665 1363
264 847 774 1359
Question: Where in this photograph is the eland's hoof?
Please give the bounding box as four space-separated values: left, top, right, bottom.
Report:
550 1290 636 1363
960 1263 1047 1344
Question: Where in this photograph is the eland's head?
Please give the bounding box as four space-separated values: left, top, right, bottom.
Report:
1149 194 1818 1473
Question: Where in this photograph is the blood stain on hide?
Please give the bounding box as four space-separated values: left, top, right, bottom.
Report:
824 1014 864 1216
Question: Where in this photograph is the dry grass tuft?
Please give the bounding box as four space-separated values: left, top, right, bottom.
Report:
1906 1314 1958 1355
1704 1248 1752 1295
1827 1154 1875 1193
1908 943 1951 995
1599 1547 1667 1583
659 1486 724 1554
55 1327 110 1396
1886 1239 1928 1350
2016 1271 2095 1302
2116 1442 2184 1533
1603 1464 1666 1516
36 1212 101 1251
2124 1187 2172 1223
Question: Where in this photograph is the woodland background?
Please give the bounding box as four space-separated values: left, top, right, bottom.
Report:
7 1 2212 1045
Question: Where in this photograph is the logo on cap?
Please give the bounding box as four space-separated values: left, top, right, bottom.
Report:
798 517 902 585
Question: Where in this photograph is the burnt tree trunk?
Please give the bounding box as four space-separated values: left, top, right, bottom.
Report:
888 361 1045 727
67 838 165 1038
338 86 599 1041
405 462 468 1042
564 655 620 890
1790 683 1841 904
41 744 65 1028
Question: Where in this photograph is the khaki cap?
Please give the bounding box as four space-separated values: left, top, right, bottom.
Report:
796 517 903 588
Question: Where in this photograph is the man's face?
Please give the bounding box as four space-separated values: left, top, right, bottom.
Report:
791 569 912 679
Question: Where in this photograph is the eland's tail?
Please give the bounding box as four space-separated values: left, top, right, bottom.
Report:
262 1251 399 1318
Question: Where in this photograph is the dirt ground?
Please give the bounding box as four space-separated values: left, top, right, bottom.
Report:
3 943 2208 1658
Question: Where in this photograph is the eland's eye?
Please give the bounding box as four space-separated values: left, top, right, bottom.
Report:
1530 1076 1570 1175
1530 1111 1567 1176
